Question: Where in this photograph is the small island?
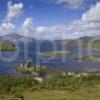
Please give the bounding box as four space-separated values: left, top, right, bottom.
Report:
75 55 100 61
0 41 16 51
17 61 47 79
40 50 73 57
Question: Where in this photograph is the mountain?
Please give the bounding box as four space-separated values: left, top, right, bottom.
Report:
79 36 94 41
0 34 96 42
0 34 99 46
54 36 98 47
0 34 33 42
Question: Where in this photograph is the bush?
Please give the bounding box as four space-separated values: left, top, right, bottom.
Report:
14 92 24 100
31 86 38 92
0 76 37 93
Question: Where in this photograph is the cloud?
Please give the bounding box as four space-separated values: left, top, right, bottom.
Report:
36 26 64 34
82 2 100 21
36 27 48 33
51 0 84 9
0 23 16 35
34 2 100 39
1 2 100 40
0 17 33 36
71 2 100 37
71 3 100 37
21 17 34 36
5 1 23 22
35 24 79 39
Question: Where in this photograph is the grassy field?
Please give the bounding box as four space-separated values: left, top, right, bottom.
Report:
0 75 100 100
24 90 100 100
0 89 100 100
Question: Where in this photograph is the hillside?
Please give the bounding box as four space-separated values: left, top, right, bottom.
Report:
1 34 100 50
0 34 33 42
55 36 100 49
0 41 17 51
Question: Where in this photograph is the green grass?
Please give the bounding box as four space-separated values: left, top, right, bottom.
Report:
1 90 100 100
24 90 100 100
0 75 100 100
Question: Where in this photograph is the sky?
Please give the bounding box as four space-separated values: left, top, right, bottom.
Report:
0 0 100 40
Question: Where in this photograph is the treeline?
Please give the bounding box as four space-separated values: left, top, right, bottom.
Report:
0 74 100 93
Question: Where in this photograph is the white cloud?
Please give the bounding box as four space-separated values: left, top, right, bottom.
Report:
82 2 100 21
73 2 100 37
36 24 69 34
0 17 33 36
1 2 100 40
36 27 48 33
35 25 73 39
34 2 100 39
51 0 84 9
21 17 33 36
0 23 16 35
5 1 23 22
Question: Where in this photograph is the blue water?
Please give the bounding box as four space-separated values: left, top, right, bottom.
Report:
0 40 100 76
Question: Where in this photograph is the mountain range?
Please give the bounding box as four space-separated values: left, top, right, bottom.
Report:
0 34 99 47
